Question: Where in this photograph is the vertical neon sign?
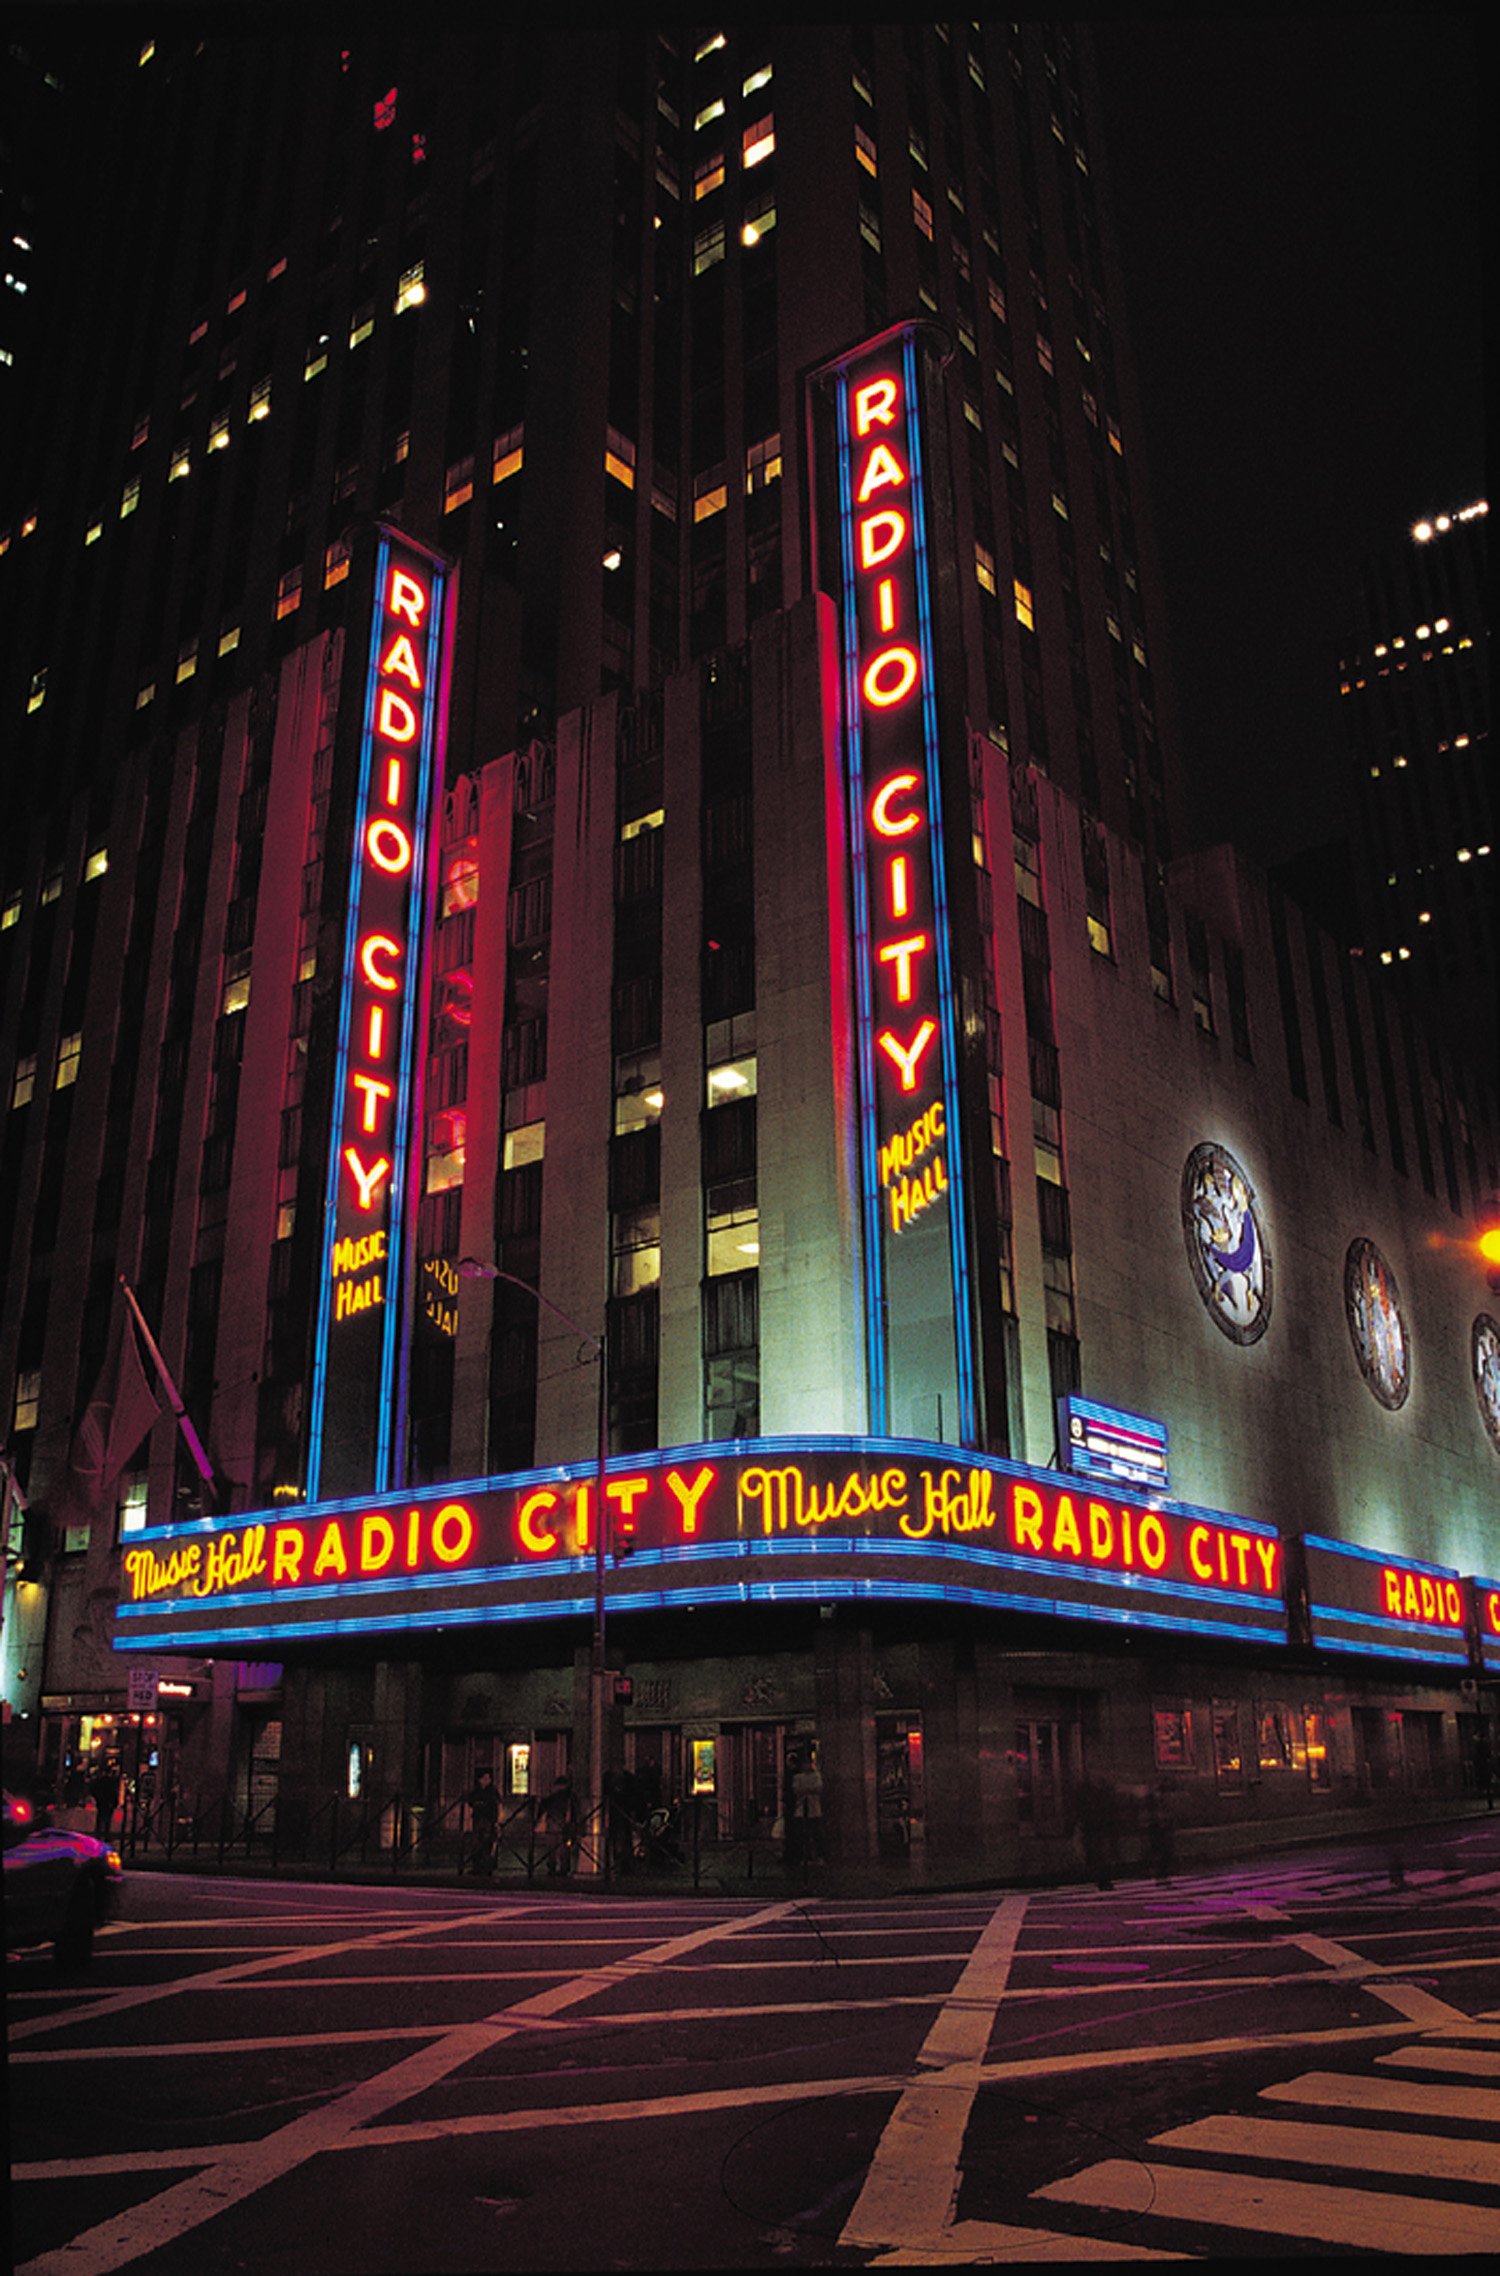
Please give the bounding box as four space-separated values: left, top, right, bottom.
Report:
307 531 452 1503
832 329 975 1444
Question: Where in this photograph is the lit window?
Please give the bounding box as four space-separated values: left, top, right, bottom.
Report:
742 115 774 167
394 263 426 313
693 479 727 522
1107 419 1123 455
266 254 288 282
693 221 725 274
974 545 996 594
135 681 156 710
349 302 374 349
218 623 241 657
12 1368 40 1432
139 39 155 65
743 64 772 96
303 339 329 381
55 1032 82 1089
168 444 191 482
85 517 104 546
1036 334 1054 375
248 378 272 421
10 1053 36 1108
492 427 523 483
2 892 22 931
503 1119 545 1170
706 1053 757 1106
694 154 725 200
442 848 479 915
175 641 198 684
26 668 45 714
612 1205 661 1296
1014 580 1035 630
116 1476 149 1539
605 431 636 488
85 846 108 882
443 456 474 512
694 99 726 131
276 566 303 619
912 189 934 241
742 191 775 247
208 414 230 453
425 1111 466 1193
40 869 62 905
615 1053 663 1135
323 537 350 586
276 1201 297 1241
855 125 878 176
706 1188 759 1275
744 434 781 491
694 32 726 61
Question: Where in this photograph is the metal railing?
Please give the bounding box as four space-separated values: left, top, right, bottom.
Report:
115 1785 791 1887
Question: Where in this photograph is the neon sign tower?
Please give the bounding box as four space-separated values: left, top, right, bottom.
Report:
818 325 978 1446
307 529 454 1503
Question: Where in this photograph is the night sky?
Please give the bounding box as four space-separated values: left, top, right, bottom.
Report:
1089 15 1484 870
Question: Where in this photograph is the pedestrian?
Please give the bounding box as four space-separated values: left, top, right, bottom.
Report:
1076 1776 1118 1890
1144 1781 1175 1883
539 1774 576 1876
790 1747 825 1870
89 1761 121 1843
465 1765 500 1876
605 1767 640 1875
1473 1730 1494 1810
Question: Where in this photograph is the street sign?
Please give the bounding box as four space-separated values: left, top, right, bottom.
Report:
126 1667 158 1712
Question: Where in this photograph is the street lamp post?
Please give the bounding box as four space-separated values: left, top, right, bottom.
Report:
458 1259 609 1875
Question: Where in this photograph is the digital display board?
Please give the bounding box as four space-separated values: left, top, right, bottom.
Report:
824 328 975 1445
1301 1533 1472 1669
114 1437 1286 1654
307 531 453 1503
1058 1396 1170 1493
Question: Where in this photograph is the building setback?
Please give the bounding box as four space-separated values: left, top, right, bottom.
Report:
2 25 1496 1880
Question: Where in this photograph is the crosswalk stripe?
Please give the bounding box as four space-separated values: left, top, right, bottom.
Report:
1377 2044 1500 2077
1152 2112 1500 2185
1259 2069 1500 2122
1035 2159 1500 2252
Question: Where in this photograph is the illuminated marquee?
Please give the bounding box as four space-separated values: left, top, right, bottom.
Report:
1302 1533 1472 1668
308 531 453 1502
114 1438 1287 1653
1476 1575 1500 1675
828 328 973 1441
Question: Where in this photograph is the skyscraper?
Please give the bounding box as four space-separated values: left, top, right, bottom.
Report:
1335 501 1492 1064
3 26 1495 1875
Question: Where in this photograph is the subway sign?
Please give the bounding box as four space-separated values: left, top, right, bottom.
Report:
114 1438 1287 1653
823 326 974 1445
307 530 453 1503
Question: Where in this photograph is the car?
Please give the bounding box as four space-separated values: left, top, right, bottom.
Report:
2 1789 124 1964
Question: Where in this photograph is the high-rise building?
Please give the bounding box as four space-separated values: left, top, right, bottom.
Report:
3 26 1496 1876
1334 501 1492 1064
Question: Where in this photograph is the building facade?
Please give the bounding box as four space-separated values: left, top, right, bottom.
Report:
2 25 1496 1876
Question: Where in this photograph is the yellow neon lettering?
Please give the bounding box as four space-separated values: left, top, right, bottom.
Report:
360 935 402 991
312 1522 349 1578
273 1528 305 1583
432 1503 474 1564
863 644 920 708
858 508 907 569
870 773 922 836
388 568 428 627
380 631 424 688
343 1147 392 1211
1012 1485 1044 1551
367 816 412 873
856 441 907 503
666 1464 717 1536
352 1071 394 1132
377 686 419 743
853 376 900 435
877 932 929 1003
519 1490 559 1555
876 1019 937 1091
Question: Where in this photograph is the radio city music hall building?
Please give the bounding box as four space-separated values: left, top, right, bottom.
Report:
1 25 1495 1876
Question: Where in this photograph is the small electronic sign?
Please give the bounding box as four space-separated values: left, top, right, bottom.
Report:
1058 1396 1170 1493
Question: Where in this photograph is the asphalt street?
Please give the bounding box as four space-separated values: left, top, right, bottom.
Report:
8 1815 1500 2268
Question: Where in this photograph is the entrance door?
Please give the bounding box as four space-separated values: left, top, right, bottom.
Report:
875 1715 923 1860
1012 1718 1070 1830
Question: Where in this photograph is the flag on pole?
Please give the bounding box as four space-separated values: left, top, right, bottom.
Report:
57 1293 165 1522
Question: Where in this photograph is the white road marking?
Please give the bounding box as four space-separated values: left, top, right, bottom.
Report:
840 1893 1030 2254
1036 2158 1500 2252
13 1898 799 2276
1153 2111 1500 2185
1377 2042 1500 2075
1261 2067 1500 2122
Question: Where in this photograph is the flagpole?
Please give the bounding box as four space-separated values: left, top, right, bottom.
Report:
118 1277 217 1506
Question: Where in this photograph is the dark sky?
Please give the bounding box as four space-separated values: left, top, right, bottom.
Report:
1088 16 1484 869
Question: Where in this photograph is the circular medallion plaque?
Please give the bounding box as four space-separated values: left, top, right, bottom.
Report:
1181 1143 1272 1344
1343 1238 1410 1409
1473 1315 1500 1457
